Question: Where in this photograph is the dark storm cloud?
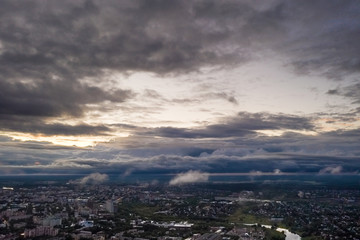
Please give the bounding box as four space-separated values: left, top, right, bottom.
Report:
327 83 360 104
151 126 252 139
2 124 360 175
0 0 356 72
0 115 111 136
203 92 239 105
143 89 238 106
326 89 340 95
0 80 133 118
325 128 360 138
0 0 251 136
0 0 359 136
278 1 360 79
0 136 83 167
11 149 360 176
0 0 248 77
145 112 314 138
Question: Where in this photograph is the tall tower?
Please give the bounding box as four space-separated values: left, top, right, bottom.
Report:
105 200 114 213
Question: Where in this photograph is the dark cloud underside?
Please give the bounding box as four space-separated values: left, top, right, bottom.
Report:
327 83 360 104
0 0 360 176
0 0 359 136
145 112 314 138
0 117 111 136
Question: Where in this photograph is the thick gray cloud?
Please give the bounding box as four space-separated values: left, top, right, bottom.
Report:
327 83 360 104
0 0 360 177
143 89 239 106
144 112 314 138
276 1 360 79
1 123 360 175
0 0 359 136
0 115 111 136
0 80 133 118
0 137 84 168
0 0 246 77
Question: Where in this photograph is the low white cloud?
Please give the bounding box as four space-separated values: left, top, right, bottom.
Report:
122 168 133 177
81 172 109 184
69 172 109 185
169 170 209 186
319 166 342 175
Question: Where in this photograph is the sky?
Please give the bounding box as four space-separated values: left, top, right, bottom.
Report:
1 0 360 178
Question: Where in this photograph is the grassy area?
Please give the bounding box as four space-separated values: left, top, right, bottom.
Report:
118 203 161 219
302 237 323 240
118 202 185 222
264 228 286 240
131 205 160 218
228 203 272 225
228 203 300 232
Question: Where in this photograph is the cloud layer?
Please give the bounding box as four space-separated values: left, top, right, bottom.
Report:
0 0 359 136
169 170 209 185
69 172 109 185
0 0 360 177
